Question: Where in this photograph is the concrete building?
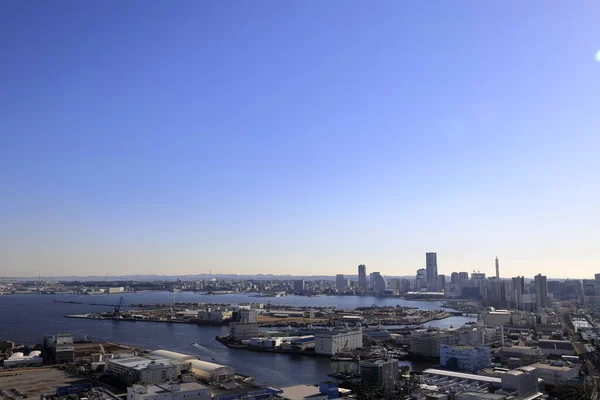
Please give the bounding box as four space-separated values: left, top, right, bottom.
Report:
534 274 548 309
409 330 461 357
359 358 398 388
416 268 427 290
421 369 501 393
197 308 233 323
127 382 211 400
230 322 259 340
440 344 491 373
293 280 304 291
497 346 544 368
426 252 438 291
55 333 74 363
108 287 125 294
499 366 539 398
531 361 580 384
106 357 177 385
240 309 258 323
335 274 346 291
482 310 512 326
358 264 367 292
315 329 363 355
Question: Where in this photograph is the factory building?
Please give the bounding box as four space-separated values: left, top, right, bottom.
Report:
482 310 512 326
106 356 177 385
197 308 233 323
498 366 539 398
421 368 502 393
108 287 125 294
538 339 574 356
230 322 260 341
440 344 491 373
530 361 580 384
3 351 43 367
359 358 398 388
149 350 235 383
127 382 211 400
315 329 363 355
497 346 544 368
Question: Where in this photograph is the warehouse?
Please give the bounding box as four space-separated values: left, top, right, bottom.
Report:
149 350 235 382
106 356 177 385
315 329 362 355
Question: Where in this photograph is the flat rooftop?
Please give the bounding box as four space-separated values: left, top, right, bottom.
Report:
278 385 320 400
423 368 501 383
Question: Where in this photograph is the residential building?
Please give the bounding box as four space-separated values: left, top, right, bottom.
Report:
535 274 548 309
416 268 426 290
359 358 398 388
315 329 363 355
440 344 491 372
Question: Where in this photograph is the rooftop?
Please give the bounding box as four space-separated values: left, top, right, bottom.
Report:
423 368 501 383
278 385 321 400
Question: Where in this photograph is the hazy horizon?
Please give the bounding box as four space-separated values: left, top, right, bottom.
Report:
2 2 599 278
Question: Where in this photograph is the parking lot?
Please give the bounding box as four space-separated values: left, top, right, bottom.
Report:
0 368 88 399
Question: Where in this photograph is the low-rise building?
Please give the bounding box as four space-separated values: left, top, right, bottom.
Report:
482 310 511 326
538 339 574 356
3 351 43 367
531 361 580 384
127 382 211 400
55 333 74 363
315 329 363 355
106 356 177 385
440 344 491 372
497 346 544 367
499 366 539 398
198 308 233 323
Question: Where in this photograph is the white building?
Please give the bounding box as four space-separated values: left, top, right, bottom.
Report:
315 329 363 355
106 357 177 385
499 366 539 398
531 361 580 384
108 287 125 294
3 351 43 367
149 350 235 383
240 309 258 323
440 344 491 372
127 382 210 400
197 308 232 323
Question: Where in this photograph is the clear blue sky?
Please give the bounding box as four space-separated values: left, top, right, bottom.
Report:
1 1 599 278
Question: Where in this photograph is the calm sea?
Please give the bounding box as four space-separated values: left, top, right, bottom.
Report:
0 292 473 387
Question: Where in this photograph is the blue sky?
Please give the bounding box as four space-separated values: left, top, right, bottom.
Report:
1 1 599 278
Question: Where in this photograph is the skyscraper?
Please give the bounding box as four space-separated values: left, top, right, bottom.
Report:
495 256 500 279
336 274 346 290
426 252 438 291
535 274 548 309
358 264 367 291
371 272 387 295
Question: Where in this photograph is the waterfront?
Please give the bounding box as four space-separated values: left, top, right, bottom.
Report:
0 292 473 387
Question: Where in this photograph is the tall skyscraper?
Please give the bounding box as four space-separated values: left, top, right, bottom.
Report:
336 274 346 290
495 256 500 279
535 274 548 309
371 272 387 295
426 252 438 290
358 264 367 291
511 276 525 309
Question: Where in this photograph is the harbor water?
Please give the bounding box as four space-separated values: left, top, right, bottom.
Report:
0 292 473 387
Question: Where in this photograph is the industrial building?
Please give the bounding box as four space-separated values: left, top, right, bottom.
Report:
530 361 580 384
106 356 177 385
440 344 491 373
421 368 502 394
315 329 363 355
230 322 259 340
149 350 235 382
197 308 233 323
359 358 398 388
497 346 544 368
482 310 512 326
537 340 574 356
127 382 211 400
3 351 43 367
498 366 539 398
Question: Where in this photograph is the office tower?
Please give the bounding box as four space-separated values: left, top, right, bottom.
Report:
336 274 346 290
450 272 459 285
511 276 525 309
595 273 600 284
416 269 426 290
458 272 469 284
534 274 548 309
495 256 500 279
372 272 387 295
358 264 367 291
399 279 411 293
426 252 438 290
293 279 305 291
436 275 446 292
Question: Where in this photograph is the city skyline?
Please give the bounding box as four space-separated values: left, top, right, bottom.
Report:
2 1 600 278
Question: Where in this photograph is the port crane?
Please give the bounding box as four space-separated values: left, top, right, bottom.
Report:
113 296 124 316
